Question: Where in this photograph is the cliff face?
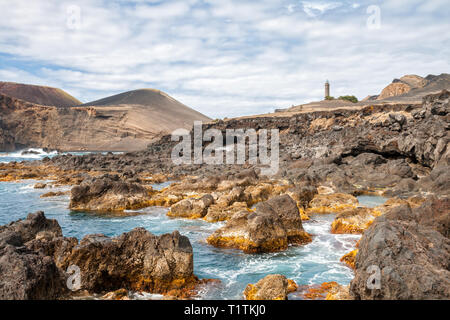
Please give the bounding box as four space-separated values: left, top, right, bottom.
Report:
0 94 161 152
201 90 449 169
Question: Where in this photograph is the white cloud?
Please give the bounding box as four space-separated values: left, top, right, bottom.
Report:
301 1 342 17
0 0 448 119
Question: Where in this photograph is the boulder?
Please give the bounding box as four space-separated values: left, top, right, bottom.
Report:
0 245 68 300
256 195 311 244
244 274 296 300
331 207 380 234
207 195 311 253
69 174 153 212
204 201 249 222
0 212 67 299
307 193 359 214
57 228 197 294
167 194 214 219
350 198 450 299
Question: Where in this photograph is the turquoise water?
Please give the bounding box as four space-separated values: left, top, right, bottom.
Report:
0 150 387 299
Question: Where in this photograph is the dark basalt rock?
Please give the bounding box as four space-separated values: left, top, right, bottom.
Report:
0 211 62 243
350 198 450 300
0 211 199 299
0 244 68 300
0 212 67 300
56 228 196 294
69 174 152 212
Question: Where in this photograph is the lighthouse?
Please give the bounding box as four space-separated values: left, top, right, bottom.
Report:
325 80 330 98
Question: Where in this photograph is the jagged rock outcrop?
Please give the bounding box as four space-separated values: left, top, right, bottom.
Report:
0 212 68 299
69 174 153 212
350 198 450 300
0 211 201 299
377 82 412 100
207 195 311 253
244 274 297 300
57 228 196 294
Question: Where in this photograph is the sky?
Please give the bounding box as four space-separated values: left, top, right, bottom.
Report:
0 0 449 118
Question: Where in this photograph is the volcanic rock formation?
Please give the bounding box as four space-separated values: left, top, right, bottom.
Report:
0 211 201 299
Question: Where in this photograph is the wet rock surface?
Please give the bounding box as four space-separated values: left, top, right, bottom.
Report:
207 195 311 253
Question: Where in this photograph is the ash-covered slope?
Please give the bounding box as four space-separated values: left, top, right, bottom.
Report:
83 89 211 132
375 73 450 102
0 87 211 152
0 82 81 107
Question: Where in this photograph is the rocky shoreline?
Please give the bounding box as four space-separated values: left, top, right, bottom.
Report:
0 90 449 300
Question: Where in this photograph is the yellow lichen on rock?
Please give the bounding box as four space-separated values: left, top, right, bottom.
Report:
206 235 288 254
287 279 298 293
331 196 428 235
330 207 379 234
302 282 339 300
340 249 358 269
306 193 359 214
298 207 310 221
325 284 351 300
302 281 352 300
244 275 295 300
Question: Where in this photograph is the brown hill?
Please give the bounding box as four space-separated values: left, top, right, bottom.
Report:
83 89 211 132
0 82 81 107
376 73 450 101
0 88 211 152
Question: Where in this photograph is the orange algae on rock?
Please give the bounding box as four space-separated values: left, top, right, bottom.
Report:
244 275 295 300
306 193 359 214
287 279 298 293
207 195 311 253
340 249 358 269
206 235 289 254
302 282 340 300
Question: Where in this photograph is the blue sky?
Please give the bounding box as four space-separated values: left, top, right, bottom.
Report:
0 0 449 118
